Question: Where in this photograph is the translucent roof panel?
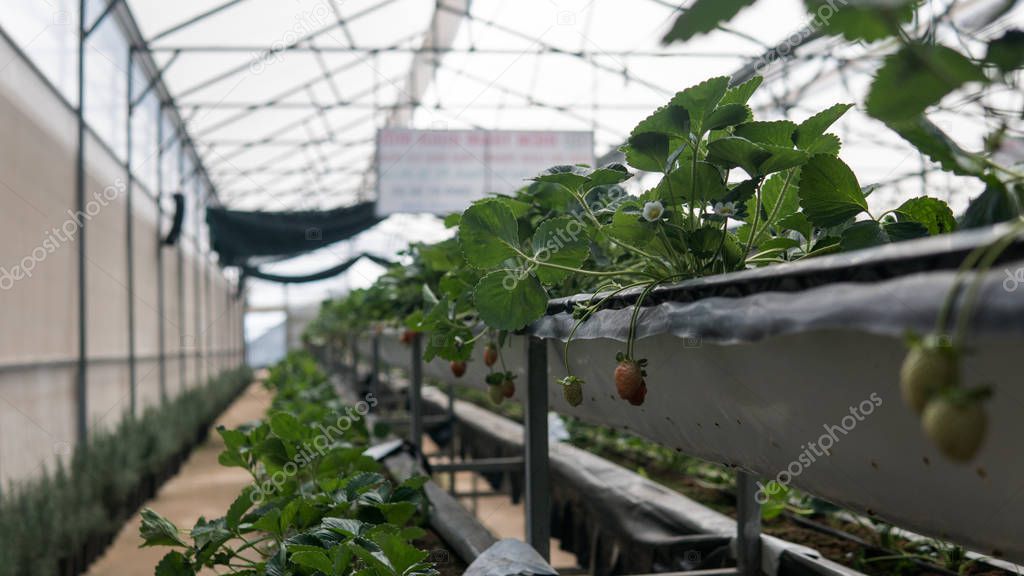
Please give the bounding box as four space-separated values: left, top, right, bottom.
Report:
125 0 1022 221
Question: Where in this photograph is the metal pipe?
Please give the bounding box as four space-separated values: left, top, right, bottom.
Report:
430 457 524 474
177 146 186 393
156 105 167 403
126 47 137 417
448 380 456 495
410 333 423 457
193 172 202 387
350 333 360 386
525 336 551 560
735 471 763 576
371 332 380 399
75 0 89 444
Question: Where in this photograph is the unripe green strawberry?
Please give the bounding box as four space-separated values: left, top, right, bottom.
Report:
900 336 958 413
560 376 584 407
483 344 498 367
488 384 504 405
922 394 987 462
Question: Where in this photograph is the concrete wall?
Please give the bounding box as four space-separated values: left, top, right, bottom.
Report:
0 31 245 484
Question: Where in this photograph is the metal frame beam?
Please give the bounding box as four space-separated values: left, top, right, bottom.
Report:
173 0 404 100
147 45 748 58
147 0 250 44
84 0 123 38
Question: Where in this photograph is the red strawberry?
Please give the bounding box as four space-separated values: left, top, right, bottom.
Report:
627 381 647 406
501 378 515 398
400 330 416 344
450 360 467 378
483 344 498 367
614 354 646 400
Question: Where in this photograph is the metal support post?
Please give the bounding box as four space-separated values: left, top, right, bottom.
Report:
75 0 89 444
126 46 137 417
350 333 359 386
736 471 762 576
524 336 551 560
177 147 186 392
448 380 456 495
371 332 380 399
409 333 423 457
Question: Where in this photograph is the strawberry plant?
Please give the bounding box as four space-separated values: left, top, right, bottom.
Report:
307 70 1018 455
140 352 441 576
662 0 1024 219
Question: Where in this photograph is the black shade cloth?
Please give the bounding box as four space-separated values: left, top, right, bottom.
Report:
241 253 395 284
206 201 382 266
163 193 185 246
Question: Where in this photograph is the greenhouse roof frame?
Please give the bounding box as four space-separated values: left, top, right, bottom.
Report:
114 0 839 212
104 0 1022 219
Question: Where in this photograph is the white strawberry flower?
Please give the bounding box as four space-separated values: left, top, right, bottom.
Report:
642 201 665 222
713 201 736 217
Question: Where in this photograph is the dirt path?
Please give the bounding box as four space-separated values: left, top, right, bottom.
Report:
86 381 273 576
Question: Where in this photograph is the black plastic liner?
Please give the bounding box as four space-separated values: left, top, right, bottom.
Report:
544 223 1024 317
533 256 1024 346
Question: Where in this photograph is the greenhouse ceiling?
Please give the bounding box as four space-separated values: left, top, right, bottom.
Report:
114 0 1022 215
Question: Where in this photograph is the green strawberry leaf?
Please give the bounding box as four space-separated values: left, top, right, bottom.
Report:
885 116 986 177
531 217 590 284
472 271 549 331
269 412 304 442
798 155 868 228
226 487 255 531
895 197 956 235
155 551 195 576
140 508 187 548
985 29 1024 73
705 103 751 131
840 220 888 251
290 550 334 574
866 44 987 122
794 103 853 150
670 76 730 135
662 0 757 43
459 199 522 269
531 165 591 191
734 120 797 147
